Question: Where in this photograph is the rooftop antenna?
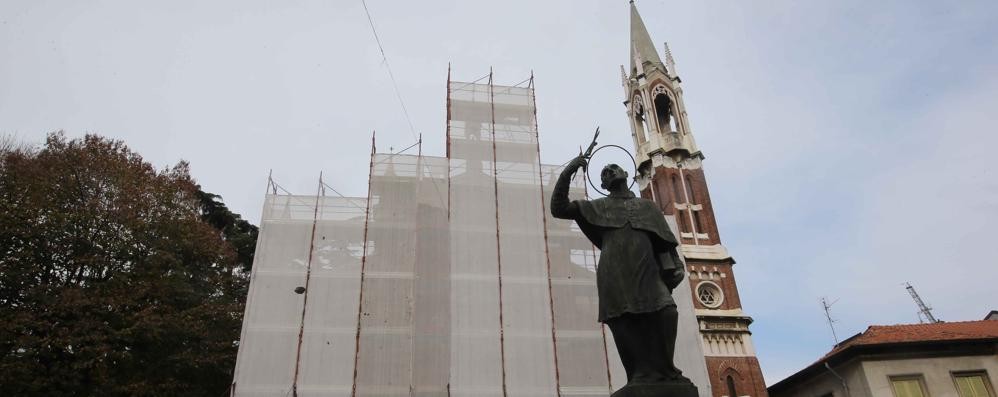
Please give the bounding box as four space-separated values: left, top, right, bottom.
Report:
821 297 840 345
905 282 940 323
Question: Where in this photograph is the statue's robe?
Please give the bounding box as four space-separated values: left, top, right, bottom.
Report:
550 168 683 322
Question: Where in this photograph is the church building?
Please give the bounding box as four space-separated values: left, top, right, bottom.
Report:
229 3 767 397
624 3 770 396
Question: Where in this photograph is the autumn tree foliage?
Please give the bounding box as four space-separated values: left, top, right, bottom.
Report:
0 132 256 396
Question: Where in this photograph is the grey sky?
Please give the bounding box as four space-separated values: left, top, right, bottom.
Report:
3 0 997 384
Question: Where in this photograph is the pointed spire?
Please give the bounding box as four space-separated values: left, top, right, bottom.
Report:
663 41 677 76
629 1 665 74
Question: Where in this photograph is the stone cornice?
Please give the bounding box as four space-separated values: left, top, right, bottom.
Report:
680 244 733 262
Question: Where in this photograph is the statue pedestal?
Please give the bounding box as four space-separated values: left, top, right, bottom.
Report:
611 381 699 397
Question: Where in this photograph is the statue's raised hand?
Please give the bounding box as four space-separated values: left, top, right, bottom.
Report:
567 155 588 172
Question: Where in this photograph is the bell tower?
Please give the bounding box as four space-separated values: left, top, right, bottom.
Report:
622 3 769 396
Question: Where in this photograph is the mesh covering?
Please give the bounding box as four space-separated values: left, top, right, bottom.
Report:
493 84 558 397
232 195 366 396
447 81 505 395
354 154 450 396
297 196 367 396
232 78 708 397
542 166 615 396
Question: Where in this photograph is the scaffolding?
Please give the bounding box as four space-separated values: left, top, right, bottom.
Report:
230 74 679 396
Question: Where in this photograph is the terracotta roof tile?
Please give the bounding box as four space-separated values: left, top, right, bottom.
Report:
771 320 998 393
823 320 998 359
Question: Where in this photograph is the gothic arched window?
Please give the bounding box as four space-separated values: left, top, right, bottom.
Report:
684 174 696 203
693 210 704 234
655 178 670 203
726 375 738 397
677 212 690 234
671 175 684 204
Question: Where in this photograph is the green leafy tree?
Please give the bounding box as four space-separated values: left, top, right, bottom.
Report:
0 132 255 396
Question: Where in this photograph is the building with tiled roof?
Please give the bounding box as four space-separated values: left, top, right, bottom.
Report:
769 313 998 397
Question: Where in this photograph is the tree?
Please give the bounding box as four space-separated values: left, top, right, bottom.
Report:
0 132 254 396
195 190 258 275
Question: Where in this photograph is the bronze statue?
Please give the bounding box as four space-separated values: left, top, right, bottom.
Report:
551 155 698 397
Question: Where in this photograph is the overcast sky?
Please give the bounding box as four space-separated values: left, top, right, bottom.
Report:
3 0 998 384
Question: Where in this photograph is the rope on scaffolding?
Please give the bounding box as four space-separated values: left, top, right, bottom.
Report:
320 181 369 212
270 180 322 208
451 72 492 91
512 76 532 88
360 0 418 142
372 139 422 166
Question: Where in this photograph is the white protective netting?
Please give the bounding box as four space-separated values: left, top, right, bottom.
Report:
296 195 368 395
447 81 505 395
231 194 313 395
232 194 367 396
232 78 708 397
354 154 450 396
541 165 617 396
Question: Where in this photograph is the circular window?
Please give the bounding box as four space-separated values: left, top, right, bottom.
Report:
696 281 723 308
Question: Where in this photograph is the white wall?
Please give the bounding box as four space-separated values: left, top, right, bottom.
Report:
772 360 869 397
862 355 998 397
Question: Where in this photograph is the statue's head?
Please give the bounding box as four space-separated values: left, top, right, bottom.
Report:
600 164 628 191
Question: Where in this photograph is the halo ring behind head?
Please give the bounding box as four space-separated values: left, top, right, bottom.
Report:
584 144 638 197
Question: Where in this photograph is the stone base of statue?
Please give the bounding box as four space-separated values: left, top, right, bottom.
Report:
611 380 699 397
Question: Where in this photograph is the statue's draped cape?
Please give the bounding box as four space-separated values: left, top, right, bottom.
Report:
576 196 679 255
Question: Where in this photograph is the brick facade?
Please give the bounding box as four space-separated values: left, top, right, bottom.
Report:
642 164 769 397
706 356 769 397
686 260 741 312
636 127 768 397
644 166 722 246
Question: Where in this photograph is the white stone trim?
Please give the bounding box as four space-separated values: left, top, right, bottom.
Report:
694 308 750 318
652 152 675 169
680 244 731 261
673 203 703 211
700 332 757 357
680 157 702 170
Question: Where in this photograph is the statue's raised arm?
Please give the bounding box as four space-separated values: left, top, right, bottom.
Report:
549 155 587 220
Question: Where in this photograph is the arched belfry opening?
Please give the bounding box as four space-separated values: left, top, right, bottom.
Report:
653 91 678 134
633 94 648 143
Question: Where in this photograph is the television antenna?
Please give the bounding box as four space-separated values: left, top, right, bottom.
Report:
821 297 840 345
